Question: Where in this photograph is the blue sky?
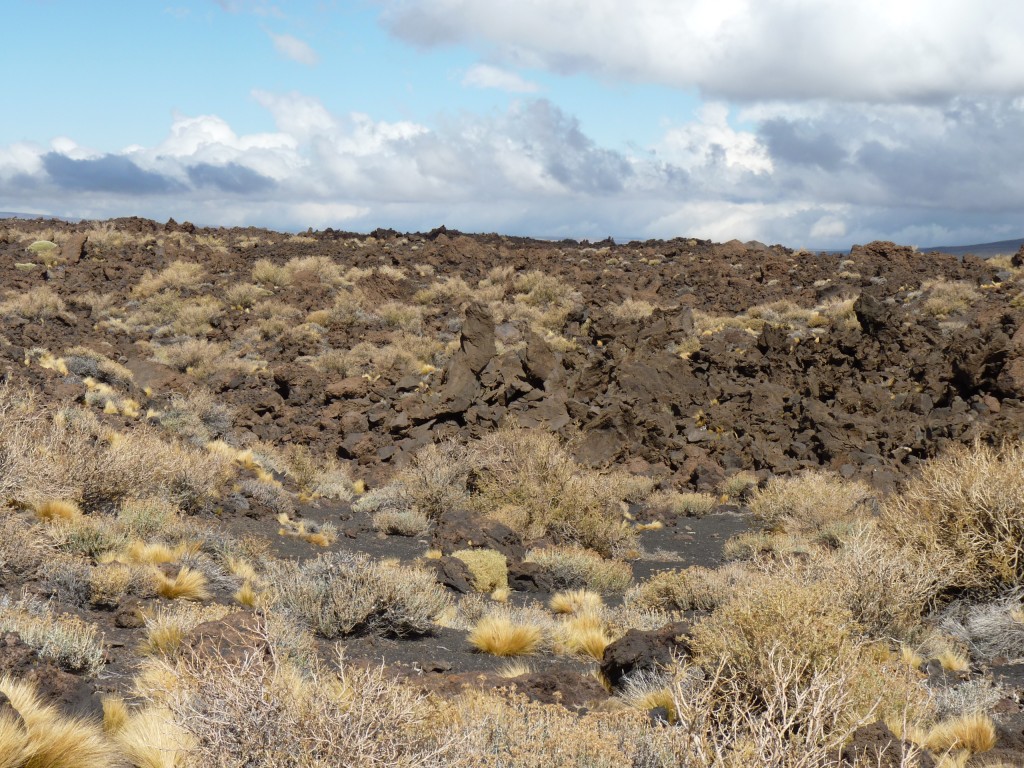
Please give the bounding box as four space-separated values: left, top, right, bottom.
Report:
3 0 1024 248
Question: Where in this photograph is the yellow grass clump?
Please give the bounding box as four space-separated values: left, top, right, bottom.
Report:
0 675 119 768
155 567 210 601
925 713 997 755
469 614 543 656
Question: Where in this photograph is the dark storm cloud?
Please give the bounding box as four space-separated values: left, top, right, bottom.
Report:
759 119 846 171
42 153 184 194
187 162 276 193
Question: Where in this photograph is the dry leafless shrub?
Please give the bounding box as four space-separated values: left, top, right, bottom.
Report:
281 444 353 501
268 552 451 639
7 404 234 513
225 281 271 309
920 279 981 317
801 523 954 640
470 427 639 556
648 490 717 517
750 470 874 542
624 563 748 614
133 260 206 298
449 688 682 767
142 644 457 768
611 298 656 321
0 286 72 323
371 507 430 537
671 653 928 768
156 388 235 443
355 441 473 522
936 589 1024 662
0 513 46 582
690 576 932 737
150 339 262 380
883 441 1024 591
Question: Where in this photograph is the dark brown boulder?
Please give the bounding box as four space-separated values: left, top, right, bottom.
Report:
0 632 101 718
432 508 525 561
600 621 691 690
184 611 270 666
426 556 474 594
841 720 934 767
505 666 609 710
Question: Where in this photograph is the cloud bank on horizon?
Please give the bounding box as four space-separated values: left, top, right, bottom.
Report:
1 0 1023 248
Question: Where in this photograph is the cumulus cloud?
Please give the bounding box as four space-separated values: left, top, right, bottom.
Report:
1 92 1023 248
379 0 1024 103
462 63 540 93
269 32 319 66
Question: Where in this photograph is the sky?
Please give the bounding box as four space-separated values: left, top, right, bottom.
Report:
2 1 1024 248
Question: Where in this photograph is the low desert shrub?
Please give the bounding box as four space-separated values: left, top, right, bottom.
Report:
0 594 105 674
355 441 472 521
0 286 70 322
647 490 717 517
750 470 873 541
920 279 981 318
624 563 746 613
133 261 206 298
937 590 1024 661
803 523 953 639
883 442 1024 591
269 552 450 638
690 576 932 736
63 346 134 388
524 546 632 594
141 647 456 767
371 508 430 537
470 428 639 556
281 444 353 500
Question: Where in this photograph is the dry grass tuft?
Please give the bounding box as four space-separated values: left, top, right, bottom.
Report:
155 567 211 601
469 613 543 656
34 499 81 522
113 706 193 768
925 713 997 755
0 675 119 768
549 589 603 616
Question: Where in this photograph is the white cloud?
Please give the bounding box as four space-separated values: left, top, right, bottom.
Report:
269 32 318 66
655 103 772 175
3 91 1024 248
380 0 1024 103
462 64 540 93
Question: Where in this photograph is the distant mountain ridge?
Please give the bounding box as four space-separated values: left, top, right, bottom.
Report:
920 238 1024 258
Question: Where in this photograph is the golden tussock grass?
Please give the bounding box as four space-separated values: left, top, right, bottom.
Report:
155 567 210 601
937 648 971 672
560 621 612 661
0 675 118 768
490 586 511 602
234 581 259 608
925 713 997 754
113 706 193 768
101 695 130 734
34 499 81 522
469 614 543 656
549 589 603 616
